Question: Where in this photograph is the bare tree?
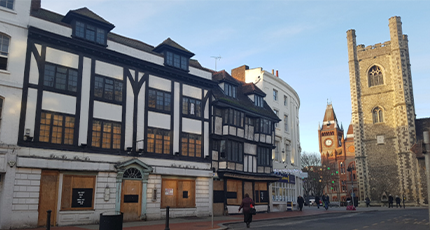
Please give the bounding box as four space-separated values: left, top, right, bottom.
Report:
301 152 321 168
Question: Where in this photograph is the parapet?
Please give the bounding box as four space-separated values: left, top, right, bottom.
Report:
357 41 391 59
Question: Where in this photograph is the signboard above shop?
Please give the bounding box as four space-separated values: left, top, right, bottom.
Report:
277 173 295 184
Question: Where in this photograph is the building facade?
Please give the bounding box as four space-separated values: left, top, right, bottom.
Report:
0 1 283 228
1 1 216 228
210 70 280 215
347 16 424 204
318 103 357 202
230 65 302 212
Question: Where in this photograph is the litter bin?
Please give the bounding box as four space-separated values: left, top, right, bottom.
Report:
99 212 123 230
286 201 293 211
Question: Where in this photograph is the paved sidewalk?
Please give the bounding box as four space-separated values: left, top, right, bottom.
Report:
17 206 426 230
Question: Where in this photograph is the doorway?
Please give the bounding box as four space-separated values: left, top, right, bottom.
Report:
120 180 142 221
38 170 59 226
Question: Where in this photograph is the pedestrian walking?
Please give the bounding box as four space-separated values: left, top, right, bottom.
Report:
297 195 305 211
365 197 370 207
239 193 255 228
395 195 401 208
315 195 320 209
323 194 329 210
388 194 393 208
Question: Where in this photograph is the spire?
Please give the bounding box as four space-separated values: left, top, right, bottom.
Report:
322 103 338 126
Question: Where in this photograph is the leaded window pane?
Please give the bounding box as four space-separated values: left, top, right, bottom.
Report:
112 123 121 149
173 54 180 68
156 91 164 110
164 134 170 154
68 69 78 92
92 120 101 147
182 98 189 114
164 93 171 111
86 25 96 41
166 52 173 66
102 123 112 148
114 81 123 102
104 79 114 100
43 64 56 87
75 21 85 38
155 133 163 154
148 90 156 108
94 77 104 98
195 136 201 157
96 28 105 45
181 56 187 70
196 101 201 117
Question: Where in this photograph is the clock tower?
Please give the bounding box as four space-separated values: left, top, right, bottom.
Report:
318 103 344 156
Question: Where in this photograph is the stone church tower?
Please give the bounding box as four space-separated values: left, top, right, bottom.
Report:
347 16 423 204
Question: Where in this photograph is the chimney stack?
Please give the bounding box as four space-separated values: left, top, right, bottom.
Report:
276 70 279 77
272 69 274 75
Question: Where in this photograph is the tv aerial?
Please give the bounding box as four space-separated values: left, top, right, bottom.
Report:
211 56 221 71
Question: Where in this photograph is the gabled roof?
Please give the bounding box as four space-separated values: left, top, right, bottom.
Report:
153 38 194 57
62 7 115 30
242 82 266 97
213 70 240 85
212 70 280 121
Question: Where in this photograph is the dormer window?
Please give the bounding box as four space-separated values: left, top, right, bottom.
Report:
224 83 237 98
254 95 263 107
74 21 107 45
165 51 188 71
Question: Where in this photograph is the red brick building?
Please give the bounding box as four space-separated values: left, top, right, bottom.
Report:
318 103 357 202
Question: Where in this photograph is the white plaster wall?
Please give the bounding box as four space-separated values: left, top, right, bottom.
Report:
125 70 134 150
214 117 222 135
229 126 236 136
182 84 201 99
148 75 171 92
79 57 91 145
24 88 37 138
182 118 201 134
173 83 180 153
93 101 122 122
204 99 209 119
45 47 79 69
29 17 72 39
244 156 248 172
29 52 39 85
244 143 256 155
248 94 254 102
204 122 209 157
42 91 76 114
137 82 146 150
148 111 170 130
188 67 212 80
95 60 123 80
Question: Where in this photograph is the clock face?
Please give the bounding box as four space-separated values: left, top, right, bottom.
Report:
325 139 333 147
348 145 355 153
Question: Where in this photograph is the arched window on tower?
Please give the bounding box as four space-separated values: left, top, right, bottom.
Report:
372 107 384 124
368 66 384 87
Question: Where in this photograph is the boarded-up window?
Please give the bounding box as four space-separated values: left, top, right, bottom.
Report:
254 182 268 204
161 179 195 208
227 179 242 205
61 175 95 210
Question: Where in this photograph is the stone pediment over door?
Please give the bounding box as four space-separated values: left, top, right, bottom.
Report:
115 158 153 178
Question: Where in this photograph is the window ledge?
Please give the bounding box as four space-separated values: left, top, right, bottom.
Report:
59 210 95 214
0 7 16 15
0 69 11 75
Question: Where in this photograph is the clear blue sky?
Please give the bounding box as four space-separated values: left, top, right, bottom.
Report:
42 0 430 154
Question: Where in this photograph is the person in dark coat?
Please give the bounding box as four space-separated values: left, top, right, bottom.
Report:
315 195 320 209
297 195 305 211
365 197 370 207
323 194 330 210
395 195 401 208
388 194 394 208
239 193 255 228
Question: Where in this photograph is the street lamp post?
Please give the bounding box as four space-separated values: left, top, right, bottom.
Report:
347 166 354 207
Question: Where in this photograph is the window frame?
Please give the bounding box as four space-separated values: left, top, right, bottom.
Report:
147 88 172 114
0 0 13 10
91 119 121 150
254 95 263 107
164 51 189 71
273 110 279 127
284 115 288 132
146 128 171 155
0 33 9 70
257 147 271 166
43 63 79 95
273 89 278 101
372 107 384 124
223 140 243 163
223 108 244 128
223 83 237 98
93 75 123 104
73 20 107 46
284 95 288 107
38 111 75 145
256 118 272 135
368 65 384 87
181 132 202 158
182 96 202 118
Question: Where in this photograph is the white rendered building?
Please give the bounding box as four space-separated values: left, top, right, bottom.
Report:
231 65 302 212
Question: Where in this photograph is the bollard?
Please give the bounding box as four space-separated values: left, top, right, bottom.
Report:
164 206 170 230
46 210 51 230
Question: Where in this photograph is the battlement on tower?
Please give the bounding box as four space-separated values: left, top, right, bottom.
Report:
357 41 391 59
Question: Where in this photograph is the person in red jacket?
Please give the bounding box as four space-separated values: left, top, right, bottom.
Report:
239 193 255 228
